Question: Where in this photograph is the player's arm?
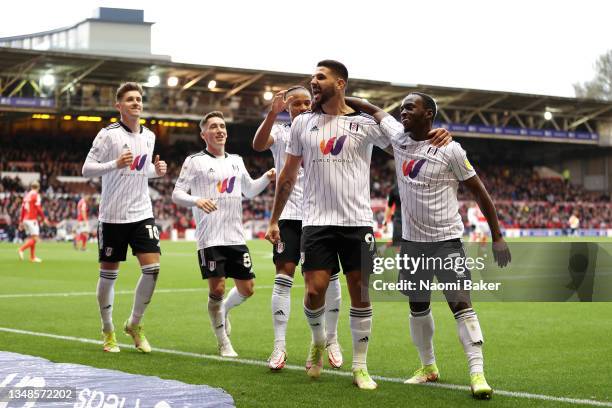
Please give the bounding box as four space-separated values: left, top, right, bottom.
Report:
171 157 217 213
345 97 390 123
82 129 132 177
346 97 452 149
265 154 301 244
462 175 511 267
384 202 395 226
241 160 275 198
253 91 292 151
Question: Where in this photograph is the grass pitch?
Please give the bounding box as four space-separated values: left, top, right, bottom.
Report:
1 240 611 407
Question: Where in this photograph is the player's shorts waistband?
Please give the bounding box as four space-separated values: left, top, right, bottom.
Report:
401 238 461 243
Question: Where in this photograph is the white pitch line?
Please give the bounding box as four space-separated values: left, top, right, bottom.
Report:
0 285 306 299
0 327 610 407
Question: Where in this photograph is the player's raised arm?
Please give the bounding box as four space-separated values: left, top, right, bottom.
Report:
345 97 389 123
265 154 301 244
253 91 293 152
462 175 511 267
240 158 274 198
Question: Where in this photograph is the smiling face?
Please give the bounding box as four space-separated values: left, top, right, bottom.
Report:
287 88 312 120
115 90 143 120
201 116 227 150
400 94 432 132
310 66 343 107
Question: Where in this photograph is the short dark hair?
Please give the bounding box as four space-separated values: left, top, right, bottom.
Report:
409 92 438 122
199 111 225 131
116 82 143 101
286 85 310 96
316 60 348 82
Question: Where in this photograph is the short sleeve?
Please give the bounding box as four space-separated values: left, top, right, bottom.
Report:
448 142 477 181
365 117 391 149
87 129 111 163
380 115 405 147
286 114 306 156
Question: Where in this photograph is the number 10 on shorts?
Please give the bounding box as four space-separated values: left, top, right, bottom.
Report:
145 225 160 240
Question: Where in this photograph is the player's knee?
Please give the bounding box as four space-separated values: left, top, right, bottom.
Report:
305 286 324 303
449 301 472 314
209 287 225 298
239 286 254 298
409 301 431 313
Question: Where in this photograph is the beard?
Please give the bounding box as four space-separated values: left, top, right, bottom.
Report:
310 87 335 112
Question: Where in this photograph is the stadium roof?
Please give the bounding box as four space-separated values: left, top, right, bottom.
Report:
1 47 611 143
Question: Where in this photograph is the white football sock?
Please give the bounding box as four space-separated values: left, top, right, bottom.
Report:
208 293 229 345
304 304 326 346
409 307 436 366
129 263 159 327
271 274 293 348
325 274 341 345
350 306 372 370
97 269 118 333
455 308 484 375
223 286 249 314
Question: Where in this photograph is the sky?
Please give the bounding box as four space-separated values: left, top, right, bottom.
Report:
1 0 610 97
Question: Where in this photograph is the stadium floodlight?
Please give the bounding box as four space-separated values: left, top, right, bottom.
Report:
544 111 553 121
41 73 55 87
263 91 274 101
167 76 179 87
208 80 217 90
146 74 161 87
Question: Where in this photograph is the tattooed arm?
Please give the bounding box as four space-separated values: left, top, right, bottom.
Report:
265 153 301 244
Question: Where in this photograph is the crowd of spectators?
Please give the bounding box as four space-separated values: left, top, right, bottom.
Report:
1 136 611 241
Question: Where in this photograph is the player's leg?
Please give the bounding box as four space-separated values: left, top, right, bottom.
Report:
96 222 127 353
324 271 343 368
208 275 238 357
397 241 439 384
301 226 337 378
339 227 377 389
223 245 256 335
438 241 491 399
269 220 301 369
124 219 162 353
303 269 331 377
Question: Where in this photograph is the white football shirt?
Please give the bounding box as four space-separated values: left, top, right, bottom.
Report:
382 117 476 241
173 150 270 249
286 111 390 227
86 122 156 223
269 123 303 220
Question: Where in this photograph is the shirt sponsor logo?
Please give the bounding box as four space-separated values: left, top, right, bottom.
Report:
130 155 148 171
319 135 347 156
216 176 236 193
402 159 426 179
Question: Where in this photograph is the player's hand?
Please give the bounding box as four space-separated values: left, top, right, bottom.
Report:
266 168 276 181
18 222 24 231
270 91 295 114
195 198 217 213
116 150 134 169
265 222 281 245
492 238 511 268
428 128 452 147
154 155 167 177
